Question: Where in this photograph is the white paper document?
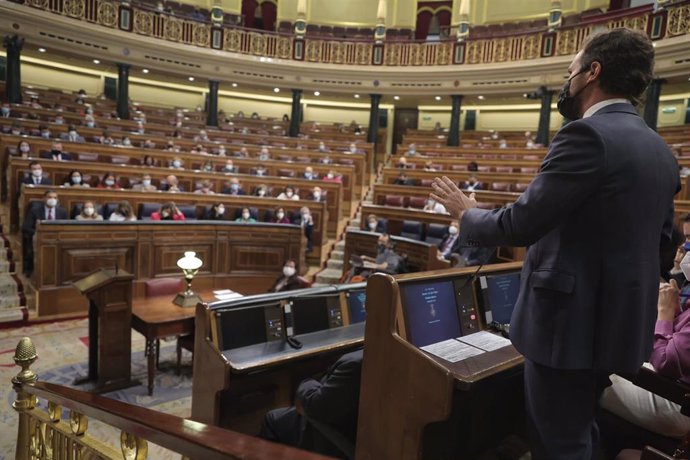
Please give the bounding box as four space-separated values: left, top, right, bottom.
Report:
421 339 485 363
457 331 511 352
213 289 243 301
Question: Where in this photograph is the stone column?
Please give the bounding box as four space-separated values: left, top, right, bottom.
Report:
207 80 219 127
536 86 554 146
447 94 463 146
3 35 24 103
289 89 302 137
116 63 130 120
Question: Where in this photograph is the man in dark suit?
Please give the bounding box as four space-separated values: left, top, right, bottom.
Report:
39 141 71 161
22 190 68 276
436 221 461 260
431 29 679 459
260 349 363 457
22 161 53 186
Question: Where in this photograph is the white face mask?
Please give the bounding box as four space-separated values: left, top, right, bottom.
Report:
123 139 131 146
258 189 266 196
448 225 459 235
83 207 94 216
20 145 30 153
105 179 115 187
368 222 377 230
302 213 310 221
681 252 690 281
173 160 182 168
217 207 225 215
283 266 296 277
142 179 151 187
276 212 285 219
313 192 321 200
326 173 334 179
72 176 82 184
242 212 250 220
286 191 293 198
46 198 57 208
69 130 77 137
161 211 170 218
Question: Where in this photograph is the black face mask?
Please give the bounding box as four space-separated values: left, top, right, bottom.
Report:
377 244 386 253
557 69 589 121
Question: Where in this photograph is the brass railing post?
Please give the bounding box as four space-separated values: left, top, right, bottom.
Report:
12 337 38 460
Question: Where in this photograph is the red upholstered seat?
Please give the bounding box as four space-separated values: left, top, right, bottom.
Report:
385 195 404 207
491 182 511 192
408 197 426 209
477 165 492 172
514 183 530 192
451 164 468 171
144 278 183 297
520 167 538 173
496 166 514 173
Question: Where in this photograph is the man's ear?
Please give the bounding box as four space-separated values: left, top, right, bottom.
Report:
587 61 602 83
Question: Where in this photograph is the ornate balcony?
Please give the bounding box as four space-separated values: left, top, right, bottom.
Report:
15 0 690 67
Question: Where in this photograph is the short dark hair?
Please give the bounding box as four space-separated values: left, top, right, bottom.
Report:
580 28 654 106
660 225 685 280
29 160 40 167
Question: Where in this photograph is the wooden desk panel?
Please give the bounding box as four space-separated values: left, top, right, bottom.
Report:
19 185 328 263
381 167 537 188
8 157 342 239
371 184 520 210
33 221 305 318
342 230 449 276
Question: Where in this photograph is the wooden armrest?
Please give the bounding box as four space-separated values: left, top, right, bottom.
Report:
631 367 690 416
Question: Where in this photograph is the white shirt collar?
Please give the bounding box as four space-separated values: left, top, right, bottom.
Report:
582 98 630 119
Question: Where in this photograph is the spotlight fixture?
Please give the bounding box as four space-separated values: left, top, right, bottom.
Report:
435 96 441 101
478 95 485 100
231 83 238 87
273 88 280 93
38 47 46 53
313 91 320 96
93 59 101 64
354 94 360 99
393 96 400 101
142 68 150 74
188 76 195 81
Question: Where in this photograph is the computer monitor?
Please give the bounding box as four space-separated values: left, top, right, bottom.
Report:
480 271 521 325
346 289 367 324
290 294 343 335
399 280 461 348
216 302 284 351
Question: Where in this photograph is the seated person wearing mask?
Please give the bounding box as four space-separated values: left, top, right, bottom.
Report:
462 175 483 191
252 164 268 177
22 161 53 186
396 157 410 169
75 201 103 221
268 260 311 293
151 202 186 221
293 207 315 253
278 186 300 201
254 184 269 197
222 178 245 196
303 166 318 180
258 147 271 161
235 207 256 223
221 159 236 173
161 175 184 192
309 186 325 202
22 190 68 276
131 174 157 192
322 170 341 183
194 180 215 195
108 201 137 222
260 348 363 457
205 203 227 220
16 140 32 158
357 234 403 277
169 157 184 170
41 141 71 161
406 143 417 156
365 214 387 233
424 198 447 214
97 172 118 189
436 221 460 261
272 207 290 224
393 172 412 186
63 170 90 188
599 226 690 455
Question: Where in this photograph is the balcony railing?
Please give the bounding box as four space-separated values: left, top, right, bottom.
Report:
18 0 690 66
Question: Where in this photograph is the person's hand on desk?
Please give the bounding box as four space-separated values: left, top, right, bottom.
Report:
430 176 477 220
658 279 680 323
360 255 375 263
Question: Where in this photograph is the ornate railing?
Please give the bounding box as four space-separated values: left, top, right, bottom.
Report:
11 337 328 460
16 0 690 65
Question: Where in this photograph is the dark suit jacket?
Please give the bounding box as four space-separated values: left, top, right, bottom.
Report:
438 233 461 258
39 151 72 161
296 349 363 444
21 176 53 186
22 203 69 235
460 103 679 374
268 275 311 292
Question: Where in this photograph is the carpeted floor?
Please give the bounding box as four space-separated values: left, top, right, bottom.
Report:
0 318 194 459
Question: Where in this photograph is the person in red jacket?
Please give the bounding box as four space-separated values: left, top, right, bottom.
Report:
150 202 186 221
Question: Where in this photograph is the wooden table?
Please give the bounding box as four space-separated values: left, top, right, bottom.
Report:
131 291 214 395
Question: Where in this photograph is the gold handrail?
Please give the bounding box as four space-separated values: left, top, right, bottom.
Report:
11 337 331 460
